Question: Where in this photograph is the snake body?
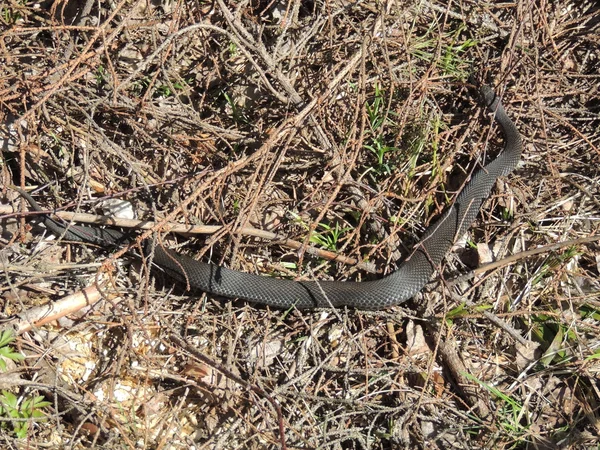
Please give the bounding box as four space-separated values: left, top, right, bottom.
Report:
17 86 521 310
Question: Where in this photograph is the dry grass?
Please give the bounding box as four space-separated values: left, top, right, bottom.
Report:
0 0 599 448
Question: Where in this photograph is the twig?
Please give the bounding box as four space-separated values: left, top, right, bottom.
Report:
1 202 377 273
454 234 600 281
1 284 115 334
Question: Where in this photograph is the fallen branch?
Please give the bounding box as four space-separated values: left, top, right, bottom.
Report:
1 202 377 272
2 284 116 335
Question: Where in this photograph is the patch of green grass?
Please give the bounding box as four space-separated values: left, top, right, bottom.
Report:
309 221 352 252
402 112 445 177
580 305 600 322
529 313 578 367
464 372 530 448
95 65 109 86
223 91 248 125
0 1 24 25
156 78 192 98
391 112 448 214
517 249 582 357
439 26 477 79
363 84 400 176
538 323 569 367
531 247 579 287
131 75 192 98
528 298 600 368
501 207 514 221
410 22 477 80
228 41 238 57
410 21 437 64
0 331 51 438
586 347 600 361
423 114 447 212
131 75 150 95
444 302 493 326
405 125 426 179
291 213 352 252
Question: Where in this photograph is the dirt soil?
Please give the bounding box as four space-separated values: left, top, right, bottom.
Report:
1 0 599 449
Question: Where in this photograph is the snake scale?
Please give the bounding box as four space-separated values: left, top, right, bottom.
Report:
15 86 521 310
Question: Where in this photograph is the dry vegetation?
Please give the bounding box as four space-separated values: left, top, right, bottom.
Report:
0 0 599 448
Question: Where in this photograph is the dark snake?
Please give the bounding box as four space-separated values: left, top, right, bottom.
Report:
15 86 522 310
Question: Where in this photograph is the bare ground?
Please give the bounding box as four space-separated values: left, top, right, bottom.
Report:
0 0 599 449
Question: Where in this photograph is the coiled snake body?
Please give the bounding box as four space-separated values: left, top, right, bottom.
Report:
17 86 521 310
